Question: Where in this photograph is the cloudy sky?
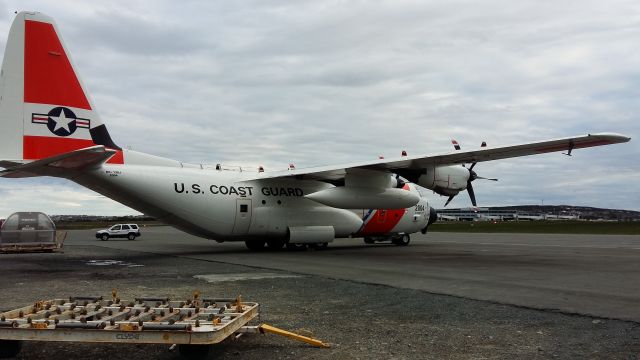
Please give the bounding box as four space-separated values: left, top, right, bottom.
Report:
0 0 638 218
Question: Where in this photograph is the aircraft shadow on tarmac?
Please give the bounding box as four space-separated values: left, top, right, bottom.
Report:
90 236 405 257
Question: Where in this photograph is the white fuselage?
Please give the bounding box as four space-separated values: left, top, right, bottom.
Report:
73 157 430 242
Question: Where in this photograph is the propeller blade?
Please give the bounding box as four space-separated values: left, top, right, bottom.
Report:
463 150 495 206
444 195 455 207
467 181 477 207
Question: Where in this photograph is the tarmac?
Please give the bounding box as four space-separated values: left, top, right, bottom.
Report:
0 227 638 359
69 227 640 322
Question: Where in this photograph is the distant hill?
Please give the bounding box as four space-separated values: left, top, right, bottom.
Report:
3 206 638 224
488 205 640 221
49 214 156 222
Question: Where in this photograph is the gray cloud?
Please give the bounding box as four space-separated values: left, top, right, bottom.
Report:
0 0 638 216
69 12 204 56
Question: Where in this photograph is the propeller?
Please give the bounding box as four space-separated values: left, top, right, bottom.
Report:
446 139 497 207
466 166 498 206
444 195 455 207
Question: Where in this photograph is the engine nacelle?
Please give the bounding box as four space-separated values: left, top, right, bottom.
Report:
417 165 469 197
306 169 420 209
305 186 420 209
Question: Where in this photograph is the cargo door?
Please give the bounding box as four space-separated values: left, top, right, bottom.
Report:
233 199 253 234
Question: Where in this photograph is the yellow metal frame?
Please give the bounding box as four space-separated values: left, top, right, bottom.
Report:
259 324 330 348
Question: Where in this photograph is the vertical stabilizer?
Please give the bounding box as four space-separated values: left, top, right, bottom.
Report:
0 11 122 165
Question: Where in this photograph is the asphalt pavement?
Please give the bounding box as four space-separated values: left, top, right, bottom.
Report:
68 227 640 321
0 227 637 359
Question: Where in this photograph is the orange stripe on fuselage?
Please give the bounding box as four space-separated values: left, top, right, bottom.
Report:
359 208 407 235
358 183 411 235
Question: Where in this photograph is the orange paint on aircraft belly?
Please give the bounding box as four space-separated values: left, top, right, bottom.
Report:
359 208 406 235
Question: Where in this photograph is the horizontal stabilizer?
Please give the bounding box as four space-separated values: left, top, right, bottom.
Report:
0 145 115 178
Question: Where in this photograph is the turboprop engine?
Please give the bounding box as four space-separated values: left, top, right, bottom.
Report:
305 170 420 209
416 164 497 206
417 165 469 197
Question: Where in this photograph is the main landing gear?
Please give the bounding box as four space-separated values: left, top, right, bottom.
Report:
286 242 328 250
363 233 410 246
244 239 266 251
244 239 329 251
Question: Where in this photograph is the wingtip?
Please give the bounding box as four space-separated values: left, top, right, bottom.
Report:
588 132 631 143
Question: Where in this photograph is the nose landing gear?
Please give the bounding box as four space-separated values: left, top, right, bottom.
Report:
392 233 410 246
363 233 410 246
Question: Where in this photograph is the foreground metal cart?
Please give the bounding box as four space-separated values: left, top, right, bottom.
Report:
0 291 328 359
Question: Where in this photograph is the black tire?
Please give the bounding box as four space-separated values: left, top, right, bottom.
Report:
244 239 265 251
363 237 375 244
127 233 136 240
285 243 307 251
310 242 328 250
392 234 410 246
100 234 109 241
0 340 22 358
266 238 285 250
178 344 210 360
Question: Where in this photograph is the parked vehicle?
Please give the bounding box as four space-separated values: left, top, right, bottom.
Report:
95 224 140 241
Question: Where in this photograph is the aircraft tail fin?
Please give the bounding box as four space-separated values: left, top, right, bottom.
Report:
0 12 122 167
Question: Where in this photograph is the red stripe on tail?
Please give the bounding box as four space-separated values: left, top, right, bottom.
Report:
24 20 91 110
23 136 123 164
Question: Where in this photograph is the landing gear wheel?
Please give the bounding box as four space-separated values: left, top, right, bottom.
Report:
393 234 410 246
128 233 136 240
0 340 22 358
245 239 265 251
178 344 211 360
266 238 285 250
285 243 307 251
363 237 375 244
310 242 328 250
101 234 109 241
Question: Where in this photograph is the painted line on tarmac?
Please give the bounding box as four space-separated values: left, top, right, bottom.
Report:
194 272 302 283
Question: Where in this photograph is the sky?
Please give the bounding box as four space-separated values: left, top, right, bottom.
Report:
0 0 638 218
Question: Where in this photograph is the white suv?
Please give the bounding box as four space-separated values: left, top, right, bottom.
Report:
96 224 141 241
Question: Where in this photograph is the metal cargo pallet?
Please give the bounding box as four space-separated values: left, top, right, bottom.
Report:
0 291 328 359
0 231 67 253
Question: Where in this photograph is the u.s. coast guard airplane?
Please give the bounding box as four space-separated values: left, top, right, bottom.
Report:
0 12 631 250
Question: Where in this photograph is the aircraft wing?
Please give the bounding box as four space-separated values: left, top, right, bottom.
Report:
248 133 631 182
